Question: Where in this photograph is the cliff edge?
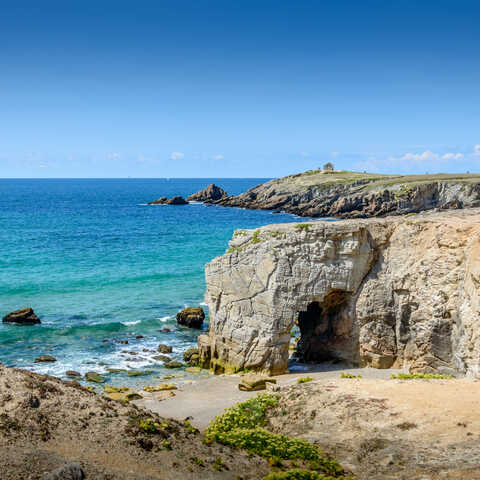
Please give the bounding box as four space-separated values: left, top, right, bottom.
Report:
198 208 480 376
214 170 480 218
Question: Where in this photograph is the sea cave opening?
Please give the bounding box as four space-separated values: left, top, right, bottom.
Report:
293 291 350 364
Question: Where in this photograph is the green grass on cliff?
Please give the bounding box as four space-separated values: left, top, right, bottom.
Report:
277 170 480 191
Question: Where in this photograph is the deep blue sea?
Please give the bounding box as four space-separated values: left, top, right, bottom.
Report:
0 179 306 387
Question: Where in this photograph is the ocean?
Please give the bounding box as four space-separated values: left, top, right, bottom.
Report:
0 178 307 387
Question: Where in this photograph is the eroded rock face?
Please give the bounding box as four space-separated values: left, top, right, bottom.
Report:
187 184 227 202
214 172 480 218
199 209 480 376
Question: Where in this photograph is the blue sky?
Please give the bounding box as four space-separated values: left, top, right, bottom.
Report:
1 0 479 178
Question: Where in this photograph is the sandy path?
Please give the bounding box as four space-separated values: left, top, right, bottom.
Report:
135 363 403 430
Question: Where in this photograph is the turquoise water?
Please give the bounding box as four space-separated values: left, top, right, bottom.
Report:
0 179 307 386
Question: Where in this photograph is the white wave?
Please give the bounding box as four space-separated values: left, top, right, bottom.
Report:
121 320 141 326
200 302 207 306
157 316 171 322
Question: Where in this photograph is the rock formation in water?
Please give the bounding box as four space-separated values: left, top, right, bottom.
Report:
187 184 228 202
176 307 205 329
198 208 480 376
214 170 480 218
148 195 188 205
2 307 41 325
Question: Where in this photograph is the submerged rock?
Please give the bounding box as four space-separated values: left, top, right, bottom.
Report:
186 183 228 202
164 360 183 369
143 383 177 392
85 371 105 383
66 370 81 378
176 307 205 329
126 370 152 377
2 307 41 325
34 355 57 363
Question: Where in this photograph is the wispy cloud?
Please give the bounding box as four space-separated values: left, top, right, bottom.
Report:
212 154 224 160
170 151 184 160
441 153 464 160
474 144 480 156
299 152 310 158
331 152 340 158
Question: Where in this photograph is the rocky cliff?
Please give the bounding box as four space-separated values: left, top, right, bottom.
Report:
198 208 480 376
214 171 480 218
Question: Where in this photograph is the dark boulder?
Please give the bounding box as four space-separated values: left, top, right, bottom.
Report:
187 184 228 202
176 307 205 329
65 370 81 378
34 355 57 363
148 195 188 205
153 354 171 362
157 343 173 353
168 195 188 205
2 307 41 325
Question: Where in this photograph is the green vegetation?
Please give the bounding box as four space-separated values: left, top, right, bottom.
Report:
252 230 262 244
340 373 362 379
139 418 159 433
184 419 199 434
213 457 227 471
263 469 352 480
205 394 348 478
391 372 453 380
297 377 314 384
191 456 205 467
294 223 312 233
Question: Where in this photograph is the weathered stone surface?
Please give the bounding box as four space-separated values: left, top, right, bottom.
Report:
2 307 41 325
199 208 480 377
214 171 480 218
187 184 228 202
238 374 277 391
176 307 205 329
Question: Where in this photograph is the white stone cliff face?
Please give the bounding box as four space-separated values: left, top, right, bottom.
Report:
198 209 480 376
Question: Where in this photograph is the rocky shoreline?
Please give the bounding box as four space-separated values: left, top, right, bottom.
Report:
210 171 480 218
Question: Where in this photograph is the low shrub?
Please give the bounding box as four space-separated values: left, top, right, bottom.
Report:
262 468 353 479
205 394 346 477
340 373 362 379
297 377 314 384
391 373 452 380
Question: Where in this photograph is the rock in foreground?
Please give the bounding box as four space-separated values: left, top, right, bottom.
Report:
177 307 205 329
238 374 276 391
186 184 228 202
198 208 480 376
2 307 41 325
